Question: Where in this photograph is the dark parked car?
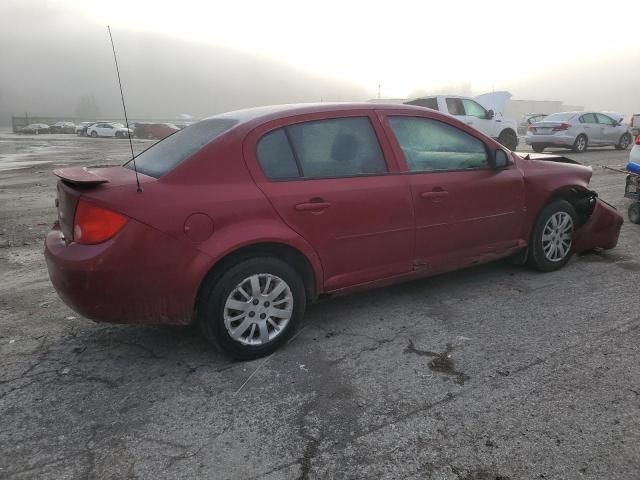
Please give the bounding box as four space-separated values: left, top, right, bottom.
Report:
45 103 623 360
134 122 180 139
21 123 50 134
76 122 98 136
50 121 77 134
518 113 547 135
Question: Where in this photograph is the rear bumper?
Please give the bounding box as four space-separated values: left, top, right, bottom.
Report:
525 133 575 147
45 220 212 325
572 199 623 253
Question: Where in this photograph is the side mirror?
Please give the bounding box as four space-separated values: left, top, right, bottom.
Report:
486 109 495 120
493 149 509 169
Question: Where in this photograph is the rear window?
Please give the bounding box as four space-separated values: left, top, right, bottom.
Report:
543 113 575 122
405 97 439 110
126 118 238 178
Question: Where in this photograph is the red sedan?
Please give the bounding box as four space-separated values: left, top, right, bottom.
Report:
45 103 623 359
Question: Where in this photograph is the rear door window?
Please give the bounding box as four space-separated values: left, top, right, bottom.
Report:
405 97 439 110
388 116 488 172
256 129 300 179
579 113 597 123
445 98 465 116
127 118 238 178
257 117 387 180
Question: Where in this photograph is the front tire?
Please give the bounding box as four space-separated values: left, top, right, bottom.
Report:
527 200 577 272
615 134 631 150
532 144 545 153
198 257 306 360
572 134 588 153
498 130 518 151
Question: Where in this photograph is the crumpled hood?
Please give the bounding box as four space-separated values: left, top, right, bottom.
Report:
475 91 512 113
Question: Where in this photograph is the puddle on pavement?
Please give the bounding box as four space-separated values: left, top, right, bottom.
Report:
404 340 470 385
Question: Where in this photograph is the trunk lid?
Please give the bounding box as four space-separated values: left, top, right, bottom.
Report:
529 121 568 134
54 166 153 242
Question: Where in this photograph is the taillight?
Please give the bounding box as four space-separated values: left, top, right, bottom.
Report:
552 123 571 131
73 200 127 244
636 134 640 146
528 124 535 132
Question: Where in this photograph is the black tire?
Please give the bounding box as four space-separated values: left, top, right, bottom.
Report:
629 202 640 224
498 130 518 151
532 144 545 153
115 131 122 139
615 134 631 150
198 257 306 360
90 131 98 138
527 200 577 272
572 134 588 153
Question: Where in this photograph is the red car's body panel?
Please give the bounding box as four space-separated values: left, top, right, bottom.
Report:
45 220 211 325
44 103 624 326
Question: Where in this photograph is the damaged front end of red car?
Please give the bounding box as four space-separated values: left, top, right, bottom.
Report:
572 196 623 252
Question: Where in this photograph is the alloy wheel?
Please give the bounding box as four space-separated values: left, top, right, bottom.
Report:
223 273 293 346
541 212 573 262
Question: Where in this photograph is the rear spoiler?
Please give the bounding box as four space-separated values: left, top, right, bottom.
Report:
514 152 582 165
53 167 109 185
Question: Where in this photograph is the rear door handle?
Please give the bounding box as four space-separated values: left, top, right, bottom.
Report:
420 190 449 199
295 201 331 211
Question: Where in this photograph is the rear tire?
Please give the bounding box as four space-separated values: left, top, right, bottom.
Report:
90 131 98 138
572 134 588 153
498 130 518 151
198 257 306 360
527 200 577 272
532 144 545 153
629 202 640 224
615 134 631 150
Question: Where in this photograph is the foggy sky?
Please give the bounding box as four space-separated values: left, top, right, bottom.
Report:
1 0 639 126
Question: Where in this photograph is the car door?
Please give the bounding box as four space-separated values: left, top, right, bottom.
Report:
596 113 620 144
461 98 495 137
94 123 108 136
244 112 415 291
381 112 525 270
578 113 600 144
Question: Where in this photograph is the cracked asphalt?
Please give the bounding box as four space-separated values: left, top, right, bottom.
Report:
1 131 639 479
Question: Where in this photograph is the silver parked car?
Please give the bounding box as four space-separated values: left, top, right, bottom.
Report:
525 111 632 153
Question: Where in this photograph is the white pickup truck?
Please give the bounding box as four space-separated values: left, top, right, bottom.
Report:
405 92 519 150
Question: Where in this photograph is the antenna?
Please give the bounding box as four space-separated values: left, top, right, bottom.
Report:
107 26 141 193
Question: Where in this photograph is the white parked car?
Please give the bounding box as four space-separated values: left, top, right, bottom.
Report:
87 122 133 138
405 91 519 150
526 112 632 153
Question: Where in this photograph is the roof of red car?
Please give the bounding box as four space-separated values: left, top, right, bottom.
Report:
205 102 428 125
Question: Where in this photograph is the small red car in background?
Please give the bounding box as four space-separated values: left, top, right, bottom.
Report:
134 122 180 140
45 103 623 359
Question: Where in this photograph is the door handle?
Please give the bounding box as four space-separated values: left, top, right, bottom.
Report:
466 121 473 125
295 201 331 211
420 190 448 199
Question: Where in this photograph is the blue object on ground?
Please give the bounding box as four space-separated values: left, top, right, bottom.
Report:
627 162 640 175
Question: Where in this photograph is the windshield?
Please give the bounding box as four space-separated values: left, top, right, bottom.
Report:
125 118 238 178
542 113 575 122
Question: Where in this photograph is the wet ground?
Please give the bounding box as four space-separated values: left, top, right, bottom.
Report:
1 130 639 479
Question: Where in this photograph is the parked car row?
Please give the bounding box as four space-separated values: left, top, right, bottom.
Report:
16 120 183 139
